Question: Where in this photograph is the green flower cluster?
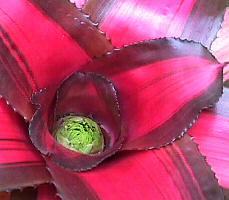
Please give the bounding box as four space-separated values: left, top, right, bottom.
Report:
55 116 104 154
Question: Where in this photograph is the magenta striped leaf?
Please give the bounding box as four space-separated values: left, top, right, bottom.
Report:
0 100 51 191
46 135 224 200
189 87 229 189
78 0 227 48
37 184 60 200
0 0 111 120
29 38 224 171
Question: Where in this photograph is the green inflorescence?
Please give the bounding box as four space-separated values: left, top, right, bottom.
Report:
55 116 104 154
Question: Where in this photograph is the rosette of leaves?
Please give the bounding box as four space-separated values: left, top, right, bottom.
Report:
0 0 229 200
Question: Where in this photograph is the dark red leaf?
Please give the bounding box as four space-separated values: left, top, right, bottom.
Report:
11 187 37 200
46 135 224 200
82 38 223 150
0 0 111 120
30 72 123 171
53 72 123 168
189 88 229 188
37 184 60 200
224 188 229 200
80 0 226 48
0 192 10 200
0 100 51 191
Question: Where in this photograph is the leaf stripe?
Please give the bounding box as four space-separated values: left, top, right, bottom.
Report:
0 36 31 99
0 163 51 191
167 146 204 200
0 27 35 119
0 139 27 142
0 25 38 91
154 151 188 199
0 161 45 168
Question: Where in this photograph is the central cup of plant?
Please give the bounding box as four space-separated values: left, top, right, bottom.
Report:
55 116 104 154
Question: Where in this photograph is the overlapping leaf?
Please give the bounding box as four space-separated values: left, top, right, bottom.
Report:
74 0 227 48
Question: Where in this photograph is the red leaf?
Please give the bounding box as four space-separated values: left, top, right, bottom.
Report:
11 188 37 200
29 38 223 171
46 135 224 200
0 192 10 200
29 39 223 171
37 184 60 200
83 38 223 150
80 0 226 48
0 0 111 120
0 100 51 191
189 88 229 188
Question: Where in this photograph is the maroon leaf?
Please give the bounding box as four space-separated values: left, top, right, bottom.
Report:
80 0 226 48
46 135 224 200
0 100 51 191
224 189 229 200
37 184 60 200
0 0 111 120
30 72 123 171
82 38 223 150
0 192 10 200
11 188 37 200
189 88 229 188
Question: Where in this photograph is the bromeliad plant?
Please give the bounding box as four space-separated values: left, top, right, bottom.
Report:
0 0 229 199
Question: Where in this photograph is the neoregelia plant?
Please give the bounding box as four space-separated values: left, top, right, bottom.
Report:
0 0 229 199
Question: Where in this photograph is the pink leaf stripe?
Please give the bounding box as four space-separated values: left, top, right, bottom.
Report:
0 100 51 191
80 0 226 48
47 135 224 200
189 88 229 188
0 0 111 120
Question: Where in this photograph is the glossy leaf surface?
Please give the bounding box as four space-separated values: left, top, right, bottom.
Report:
37 184 60 200
82 38 223 150
47 135 224 200
29 38 224 171
0 0 111 120
0 100 51 191
79 0 227 48
190 88 229 188
30 72 123 171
